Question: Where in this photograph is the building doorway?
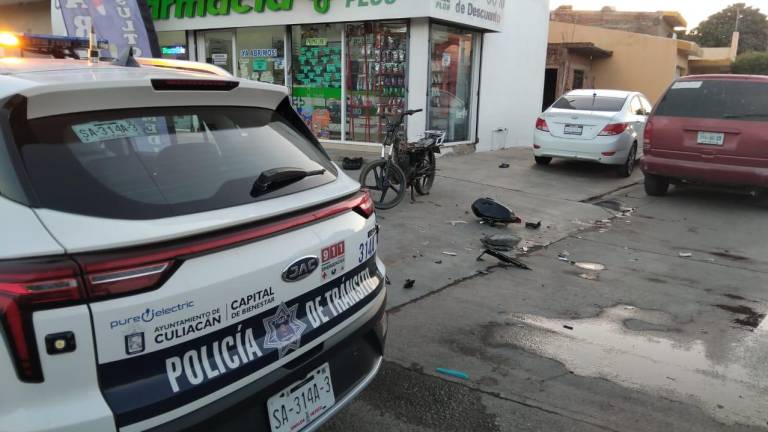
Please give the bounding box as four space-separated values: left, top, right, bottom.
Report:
198 30 235 75
542 68 558 111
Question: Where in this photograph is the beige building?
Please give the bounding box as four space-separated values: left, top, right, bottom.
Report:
550 6 687 38
0 0 51 34
546 19 701 106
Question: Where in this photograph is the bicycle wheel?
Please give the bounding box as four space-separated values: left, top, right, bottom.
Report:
359 159 407 210
413 151 436 196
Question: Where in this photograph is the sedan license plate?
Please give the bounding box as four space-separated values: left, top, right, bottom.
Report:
564 124 583 135
268 363 335 432
697 131 725 146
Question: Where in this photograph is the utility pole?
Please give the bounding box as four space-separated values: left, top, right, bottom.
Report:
734 4 742 33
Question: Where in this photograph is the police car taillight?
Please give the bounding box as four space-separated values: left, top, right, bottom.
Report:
151 79 239 91
0 258 83 382
353 190 375 219
1 191 367 381
0 257 176 381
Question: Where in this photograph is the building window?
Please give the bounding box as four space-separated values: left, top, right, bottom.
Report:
291 24 344 141
428 23 476 143
572 69 585 89
158 31 188 60
345 21 408 143
235 27 286 84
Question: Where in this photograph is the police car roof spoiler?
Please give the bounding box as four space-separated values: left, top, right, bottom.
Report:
136 58 234 77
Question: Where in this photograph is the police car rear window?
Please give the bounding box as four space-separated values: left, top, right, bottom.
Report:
13 106 337 219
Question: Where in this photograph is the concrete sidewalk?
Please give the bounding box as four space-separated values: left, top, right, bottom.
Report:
347 147 642 309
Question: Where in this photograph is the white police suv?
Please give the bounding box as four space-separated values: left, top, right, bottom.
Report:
0 40 385 432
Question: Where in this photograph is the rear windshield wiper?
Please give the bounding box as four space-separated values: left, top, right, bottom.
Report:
722 113 768 119
251 167 326 197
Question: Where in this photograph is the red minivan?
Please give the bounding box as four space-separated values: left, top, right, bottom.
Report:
641 75 768 202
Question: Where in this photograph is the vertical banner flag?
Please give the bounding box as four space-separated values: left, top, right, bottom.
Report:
58 0 160 58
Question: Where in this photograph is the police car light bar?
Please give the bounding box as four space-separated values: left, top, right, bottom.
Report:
0 32 109 59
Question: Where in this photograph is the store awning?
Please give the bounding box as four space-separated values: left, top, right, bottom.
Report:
552 42 613 60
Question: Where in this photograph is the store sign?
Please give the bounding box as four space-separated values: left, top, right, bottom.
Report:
305 38 328 46
240 48 278 57
150 0 334 20
430 0 505 30
153 0 503 32
162 45 186 55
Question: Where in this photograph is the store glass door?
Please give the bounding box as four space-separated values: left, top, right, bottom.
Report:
199 30 235 75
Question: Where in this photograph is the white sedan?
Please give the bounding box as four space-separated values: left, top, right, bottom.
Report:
534 89 652 177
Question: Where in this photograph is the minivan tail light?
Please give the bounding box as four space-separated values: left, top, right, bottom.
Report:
598 123 629 136
643 120 654 150
535 117 550 132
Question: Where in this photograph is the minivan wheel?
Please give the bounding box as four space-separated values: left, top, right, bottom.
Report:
644 173 670 196
616 145 637 178
755 189 768 208
535 156 552 166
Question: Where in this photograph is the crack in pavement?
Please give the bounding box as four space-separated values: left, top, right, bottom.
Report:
573 235 768 275
385 360 624 432
387 264 506 314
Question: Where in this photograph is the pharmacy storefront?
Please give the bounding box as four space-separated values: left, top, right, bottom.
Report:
151 0 506 147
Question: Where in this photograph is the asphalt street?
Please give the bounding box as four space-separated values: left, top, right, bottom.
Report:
322 148 768 432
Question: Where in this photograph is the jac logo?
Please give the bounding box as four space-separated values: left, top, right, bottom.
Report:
282 256 319 282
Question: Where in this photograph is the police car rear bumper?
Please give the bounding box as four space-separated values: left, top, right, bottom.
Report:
145 291 387 432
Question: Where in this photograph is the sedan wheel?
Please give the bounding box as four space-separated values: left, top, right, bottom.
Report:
616 145 637 178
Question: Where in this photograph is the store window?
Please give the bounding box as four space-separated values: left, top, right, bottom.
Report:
291 24 344 141
428 24 477 143
202 30 234 75
573 69 585 90
345 22 408 143
158 31 188 60
235 26 286 84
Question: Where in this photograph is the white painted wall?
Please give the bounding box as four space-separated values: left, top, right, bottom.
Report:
476 0 550 151
406 17 429 143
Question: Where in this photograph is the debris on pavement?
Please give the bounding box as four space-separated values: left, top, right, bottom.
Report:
341 156 364 170
481 234 522 251
559 255 606 272
498 162 510 168
518 240 540 253
442 251 458 256
434 260 443 264
678 252 693 258
471 197 522 225
446 220 468 226
403 279 415 289
563 325 574 330
477 249 531 270
575 262 606 271
436 368 469 380
525 220 542 230
580 273 599 281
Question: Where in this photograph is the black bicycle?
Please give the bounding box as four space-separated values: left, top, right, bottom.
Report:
359 109 446 209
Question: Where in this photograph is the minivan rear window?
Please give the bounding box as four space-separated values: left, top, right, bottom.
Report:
655 80 768 121
552 95 627 112
12 106 337 219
